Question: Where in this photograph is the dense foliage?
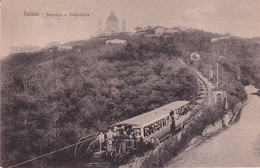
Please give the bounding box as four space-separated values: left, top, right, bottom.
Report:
1 30 259 167
1 34 197 167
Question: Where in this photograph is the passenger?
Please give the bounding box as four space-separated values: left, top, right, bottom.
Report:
144 127 150 136
126 128 131 135
155 137 160 147
113 130 122 155
150 137 156 150
129 131 134 139
96 132 105 151
114 130 121 142
143 140 151 153
170 111 176 135
135 132 142 148
106 129 115 152
121 140 127 153
122 131 129 139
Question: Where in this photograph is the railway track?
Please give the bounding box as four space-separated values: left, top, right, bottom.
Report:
80 68 213 167
8 66 212 168
184 69 212 124
160 68 212 141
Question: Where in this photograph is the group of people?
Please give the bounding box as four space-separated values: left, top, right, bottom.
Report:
95 129 116 152
95 128 161 156
143 137 160 152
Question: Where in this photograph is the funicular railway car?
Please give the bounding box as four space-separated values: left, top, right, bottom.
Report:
111 101 190 141
84 101 191 166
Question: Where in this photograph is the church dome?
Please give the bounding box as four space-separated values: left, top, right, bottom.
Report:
107 11 118 21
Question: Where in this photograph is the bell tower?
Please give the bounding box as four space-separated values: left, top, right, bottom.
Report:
98 19 103 34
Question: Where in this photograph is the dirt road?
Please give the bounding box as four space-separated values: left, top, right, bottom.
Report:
165 86 260 167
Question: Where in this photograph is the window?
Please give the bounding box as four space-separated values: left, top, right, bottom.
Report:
149 124 154 134
144 126 150 137
166 116 170 125
133 128 141 135
162 118 166 126
153 121 160 131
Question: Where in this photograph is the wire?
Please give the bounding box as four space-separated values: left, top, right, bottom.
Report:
8 135 96 168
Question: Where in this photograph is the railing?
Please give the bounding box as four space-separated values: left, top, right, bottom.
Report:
74 132 99 156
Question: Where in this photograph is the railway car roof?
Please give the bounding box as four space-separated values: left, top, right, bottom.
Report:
112 101 189 127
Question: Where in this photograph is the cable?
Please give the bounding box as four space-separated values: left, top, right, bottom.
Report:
8 135 96 168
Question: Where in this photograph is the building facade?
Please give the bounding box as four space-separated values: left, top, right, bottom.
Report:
97 11 126 36
105 11 120 34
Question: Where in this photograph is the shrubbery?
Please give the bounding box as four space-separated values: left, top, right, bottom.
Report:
1 30 259 167
1 34 197 167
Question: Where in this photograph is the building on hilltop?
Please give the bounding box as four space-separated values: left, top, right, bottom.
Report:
98 20 103 34
10 45 42 54
164 27 180 34
155 27 164 35
211 36 230 43
105 11 120 34
58 45 72 51
96 11 127 36
106 39 127 45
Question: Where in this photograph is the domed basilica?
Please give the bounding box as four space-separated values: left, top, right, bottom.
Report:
97 11 126 36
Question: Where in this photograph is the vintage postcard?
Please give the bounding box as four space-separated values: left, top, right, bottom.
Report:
1 0 260 167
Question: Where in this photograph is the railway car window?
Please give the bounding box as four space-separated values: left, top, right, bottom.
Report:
144 126 150 137
149 124 154 134
162 118 166 126
166 116 170 125
154 121 160 131
133 128 141 135
159 119 162 128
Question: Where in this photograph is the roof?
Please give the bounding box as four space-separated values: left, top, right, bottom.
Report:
112 101 189 127
106 39 127 44
107 11 118 21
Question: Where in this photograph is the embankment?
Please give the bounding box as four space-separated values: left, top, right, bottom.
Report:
120 99 248 168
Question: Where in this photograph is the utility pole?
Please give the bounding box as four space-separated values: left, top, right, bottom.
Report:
225 92 228 110
217 62 219 87
209 64 212 81
237 66 241 82
209 64 210 80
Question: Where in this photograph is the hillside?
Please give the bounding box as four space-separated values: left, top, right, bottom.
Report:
1 33 198 167
1 30 260 167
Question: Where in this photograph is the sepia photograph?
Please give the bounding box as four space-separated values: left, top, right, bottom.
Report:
1 0 260 167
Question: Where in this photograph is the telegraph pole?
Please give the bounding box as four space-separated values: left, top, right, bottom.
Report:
209 64 211 81
225 92 228 110
217 62 219 87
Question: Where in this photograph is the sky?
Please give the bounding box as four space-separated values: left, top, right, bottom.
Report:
1 0 260 58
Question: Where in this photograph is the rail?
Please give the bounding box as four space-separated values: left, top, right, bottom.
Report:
9 133 98 168
74 132 99 156
160 69 212 142
8 65 212 168
184 69 212 123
